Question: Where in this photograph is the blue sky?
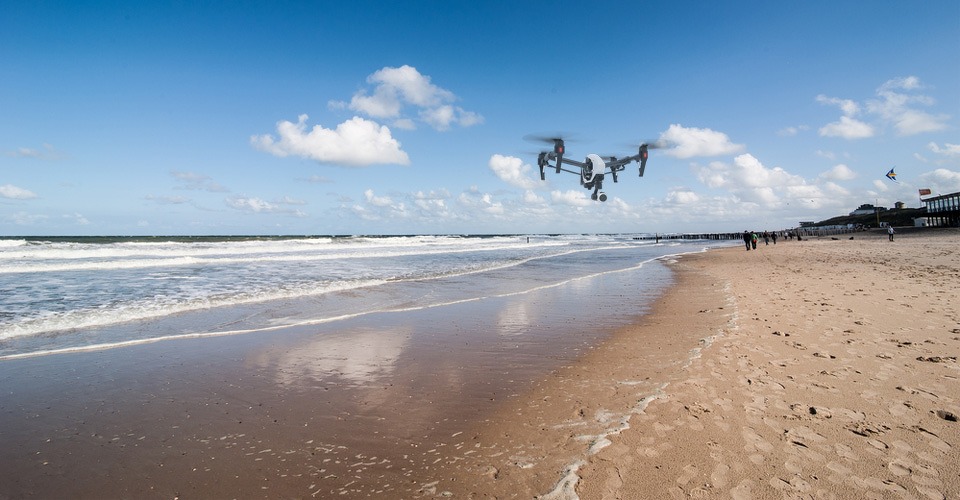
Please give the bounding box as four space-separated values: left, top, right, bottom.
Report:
2 1 959 235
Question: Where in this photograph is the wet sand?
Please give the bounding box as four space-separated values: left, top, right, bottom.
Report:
2 230 957 499
436 229 960 499
0 250 673 498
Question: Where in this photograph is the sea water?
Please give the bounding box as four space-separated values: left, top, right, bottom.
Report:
0 235 730 359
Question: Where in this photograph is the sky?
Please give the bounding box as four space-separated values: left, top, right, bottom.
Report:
2 1 959 236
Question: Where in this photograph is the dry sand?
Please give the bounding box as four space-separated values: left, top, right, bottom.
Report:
438 230 959 499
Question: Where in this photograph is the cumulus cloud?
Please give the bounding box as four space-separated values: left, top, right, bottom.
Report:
816 94 874 139
413 190 450 214
694 154 828 209
816 95 861 116
919 168 960 193
489 154 539 189
0 184 38 200
820 164 857 181
225 196 307 216
659 124 744 158
818 116 874 139
364 189 393 207
522 190 544 204
665 189 700 204
252 115 410 167
341 65 483 132
817 76 948 139
868 76 948 135
550 190 593 207
928 142 960 157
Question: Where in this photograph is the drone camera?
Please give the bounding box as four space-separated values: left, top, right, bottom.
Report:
598 192 607 202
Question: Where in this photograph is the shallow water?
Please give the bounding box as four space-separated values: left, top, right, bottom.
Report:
0 235 733 497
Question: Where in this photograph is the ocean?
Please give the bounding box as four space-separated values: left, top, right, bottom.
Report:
0 233 739 497
0 234 731 360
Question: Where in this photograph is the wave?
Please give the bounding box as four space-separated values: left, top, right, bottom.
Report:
0 249 696 361
0 243 632 342
0 237 572 274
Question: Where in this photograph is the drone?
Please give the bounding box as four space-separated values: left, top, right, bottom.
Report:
528 136 657 202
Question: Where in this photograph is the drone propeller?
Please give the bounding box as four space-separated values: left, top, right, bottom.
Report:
522 133 579 145
619 139 667 150
525 134 575 174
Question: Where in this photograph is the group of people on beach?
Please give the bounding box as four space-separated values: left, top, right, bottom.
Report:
742 230 786 250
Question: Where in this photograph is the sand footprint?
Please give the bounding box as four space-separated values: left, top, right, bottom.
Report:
710 463 730 489
676 464 699 486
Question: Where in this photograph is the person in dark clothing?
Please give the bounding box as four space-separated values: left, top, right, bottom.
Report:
742 230 752 251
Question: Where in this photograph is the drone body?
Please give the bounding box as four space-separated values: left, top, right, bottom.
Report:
533 138 652 202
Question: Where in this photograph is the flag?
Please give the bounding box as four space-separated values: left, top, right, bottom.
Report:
919 188 932 196
885 168 897 181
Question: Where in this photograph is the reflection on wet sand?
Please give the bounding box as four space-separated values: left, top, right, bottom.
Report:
497 300 533 336
252 327 412 387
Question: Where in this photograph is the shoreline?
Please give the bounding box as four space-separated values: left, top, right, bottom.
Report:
1 232 956 498
437 230 959 498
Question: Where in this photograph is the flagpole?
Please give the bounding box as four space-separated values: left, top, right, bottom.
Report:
876 198 880 227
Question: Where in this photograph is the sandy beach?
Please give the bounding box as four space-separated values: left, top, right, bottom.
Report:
1 230 957 499
435 229 960 499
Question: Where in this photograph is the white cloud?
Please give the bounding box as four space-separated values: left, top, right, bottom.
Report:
364 189 393 207
817 77 948 139
919 168 960 193
171 171 229 192
346 65 482 132
659 124 744 159
252 115 410 167
0 184 38 200
816 93 875 139
4 143 63 160
777 125 808 137
145 194 190 204
816 150 837 161
928 142 960 157
820 164 857 181
694 154 822 209
822 181 851 197
665 189 700 204
226 196 307 216
7 211 48 225
818 116 874 139
869 76 948 135
413 190 449 214
489 154 539 189
550 190 593 207
816 95 860 116
522 190 544 204
64 213 90 225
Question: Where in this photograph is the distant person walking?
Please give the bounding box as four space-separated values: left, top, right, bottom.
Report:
763 231 770 245
888 226 895 241
751 232 758 250
771 232 778 244
743 230 752 251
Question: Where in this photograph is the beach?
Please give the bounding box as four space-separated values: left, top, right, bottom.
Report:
0 231 957 498
437 229 960 499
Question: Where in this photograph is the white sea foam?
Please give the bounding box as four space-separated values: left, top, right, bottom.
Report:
0 235 734 359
